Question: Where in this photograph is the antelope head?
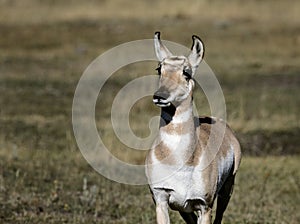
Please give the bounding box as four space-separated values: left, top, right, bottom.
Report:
153 32 205 108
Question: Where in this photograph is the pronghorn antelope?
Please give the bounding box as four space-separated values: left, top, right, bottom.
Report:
145 32 241 224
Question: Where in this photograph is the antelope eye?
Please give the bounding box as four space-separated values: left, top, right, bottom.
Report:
183 69 192 81
155 64 162 75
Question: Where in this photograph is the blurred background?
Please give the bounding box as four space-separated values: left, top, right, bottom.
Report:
0 0 299 223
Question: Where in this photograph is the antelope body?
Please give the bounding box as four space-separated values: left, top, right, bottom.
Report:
145 32 241 224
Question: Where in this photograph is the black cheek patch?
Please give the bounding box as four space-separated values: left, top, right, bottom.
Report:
183 68 192 80
155 64 162 75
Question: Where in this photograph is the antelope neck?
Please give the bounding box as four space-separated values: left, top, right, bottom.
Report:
159 97 195 133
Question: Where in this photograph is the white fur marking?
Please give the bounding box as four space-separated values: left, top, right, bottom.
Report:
160 131 190 152
172 107 192 124
217 145 234 187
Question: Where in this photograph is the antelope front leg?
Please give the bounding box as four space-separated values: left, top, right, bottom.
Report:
156 201 170 224
196 206 212 224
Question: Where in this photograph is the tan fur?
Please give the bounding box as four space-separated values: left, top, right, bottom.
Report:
154 141 174 165
161 122 190 135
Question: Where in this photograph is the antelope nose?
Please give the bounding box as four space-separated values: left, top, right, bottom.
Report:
153 91 171 107
153 94 166 101
153 91 169 102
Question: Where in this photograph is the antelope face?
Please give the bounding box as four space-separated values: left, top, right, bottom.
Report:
152 32 204 107
153 56 194 107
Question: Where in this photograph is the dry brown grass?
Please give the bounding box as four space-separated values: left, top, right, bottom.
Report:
0 0 299 223
1 0 299 26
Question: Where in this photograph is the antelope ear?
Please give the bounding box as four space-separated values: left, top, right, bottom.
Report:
188 35 205 75
154 32 173 61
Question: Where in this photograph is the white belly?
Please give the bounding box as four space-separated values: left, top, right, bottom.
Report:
148 164 208 212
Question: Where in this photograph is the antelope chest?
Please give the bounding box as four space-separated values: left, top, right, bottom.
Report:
147 145 235 212
148 164 212 212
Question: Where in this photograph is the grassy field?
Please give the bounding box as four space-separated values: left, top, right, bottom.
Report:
0 0 299 223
